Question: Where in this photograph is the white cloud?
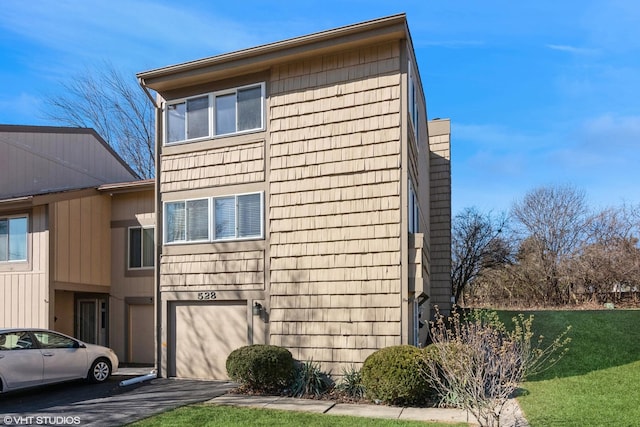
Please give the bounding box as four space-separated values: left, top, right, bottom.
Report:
546 44 599 55
0 1 262 71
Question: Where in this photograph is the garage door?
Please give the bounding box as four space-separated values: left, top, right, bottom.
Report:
171 301 248 380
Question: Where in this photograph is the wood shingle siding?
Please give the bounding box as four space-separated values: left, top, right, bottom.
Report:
160 141 265 192
268 42 402 372
160 251 264 289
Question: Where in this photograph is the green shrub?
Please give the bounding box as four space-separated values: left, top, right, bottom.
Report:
226 344 295 392
291 360 333 397
360 345 432 406
335 365 366 399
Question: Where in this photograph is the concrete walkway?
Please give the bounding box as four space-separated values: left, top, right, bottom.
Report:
208 394 529 426
119 368 528 426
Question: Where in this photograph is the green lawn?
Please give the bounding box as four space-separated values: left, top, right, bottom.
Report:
128 404 465 427
130 309 640 427
502 309 640 426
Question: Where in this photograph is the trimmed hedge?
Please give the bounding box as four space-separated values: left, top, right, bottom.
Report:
361 345 431 405
226 344 295 392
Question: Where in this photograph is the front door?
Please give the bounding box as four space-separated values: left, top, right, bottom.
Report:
76 297 107 346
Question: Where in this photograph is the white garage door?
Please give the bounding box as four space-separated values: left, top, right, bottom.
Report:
171 301 248 380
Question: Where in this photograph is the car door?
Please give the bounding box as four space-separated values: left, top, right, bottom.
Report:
32 331 89 383
0 331 44 391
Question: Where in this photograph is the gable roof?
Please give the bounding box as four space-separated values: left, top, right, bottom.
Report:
0 125 139 199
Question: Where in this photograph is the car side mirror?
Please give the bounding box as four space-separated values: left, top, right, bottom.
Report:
75 341 86 349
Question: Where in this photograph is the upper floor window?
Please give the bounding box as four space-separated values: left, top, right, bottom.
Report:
408 61 419 144
164 192 263 244
408 180 419 233
165 83 265 144
129 226 154 269
0 216 27 262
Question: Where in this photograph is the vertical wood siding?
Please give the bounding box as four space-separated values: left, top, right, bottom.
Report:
53 195 111 287
109 190 155 360
0 206 49 328
268 42 403 372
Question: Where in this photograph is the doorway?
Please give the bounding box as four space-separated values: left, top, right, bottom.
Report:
76 295 107 346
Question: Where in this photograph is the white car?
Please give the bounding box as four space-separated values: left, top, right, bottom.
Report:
0 328 119 393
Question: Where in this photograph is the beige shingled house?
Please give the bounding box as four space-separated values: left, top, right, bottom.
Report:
0 125 155 365
138 14 451 380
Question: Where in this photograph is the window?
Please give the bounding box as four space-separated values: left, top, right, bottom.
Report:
165 83 264 144
165 199 210 243
164 192 263 244
0 331 34 350
215 85 263 136
167 95 210 143
0 216 27 262
129 226 154 269
408 61 419 143
408 180 419 233
213 193 262 240
33 331 77 349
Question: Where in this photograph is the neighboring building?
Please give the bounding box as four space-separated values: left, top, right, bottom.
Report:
138 13 451 380
0 125 155 365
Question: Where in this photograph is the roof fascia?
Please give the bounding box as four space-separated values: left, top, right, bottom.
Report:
138 14 408 93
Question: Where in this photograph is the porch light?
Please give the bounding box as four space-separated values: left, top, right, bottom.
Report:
252 302 263 316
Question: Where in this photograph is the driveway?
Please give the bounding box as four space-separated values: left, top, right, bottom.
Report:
0 372 235 426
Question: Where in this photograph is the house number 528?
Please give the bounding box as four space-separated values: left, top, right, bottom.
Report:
197 291 217 300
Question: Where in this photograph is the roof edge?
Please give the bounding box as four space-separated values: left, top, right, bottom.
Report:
138 13 407 87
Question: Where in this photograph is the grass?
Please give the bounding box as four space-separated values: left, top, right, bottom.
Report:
131 309 640 426
128 404 466 427
500 309 640 426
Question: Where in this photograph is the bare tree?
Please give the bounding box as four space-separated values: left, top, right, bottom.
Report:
511 185 591 304
42 61 155 178
569 204 640 302
451 208 509 305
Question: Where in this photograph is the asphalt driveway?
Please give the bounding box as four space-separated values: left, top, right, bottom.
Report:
0 372 235 426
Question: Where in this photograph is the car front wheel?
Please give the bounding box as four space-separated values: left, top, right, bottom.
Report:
88 358 111 383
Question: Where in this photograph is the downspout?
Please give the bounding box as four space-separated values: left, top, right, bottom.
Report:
137 77 163 377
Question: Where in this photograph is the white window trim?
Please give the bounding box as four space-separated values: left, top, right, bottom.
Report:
213 82 266 137
164 82 265 145
128 225 155 270
163 197 211 244
212 191 264 242
164 94 212 145
0 214 28 263
163 192 264 245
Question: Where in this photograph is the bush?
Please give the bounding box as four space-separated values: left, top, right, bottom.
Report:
422 308 571 427
335 365 366 400
226 344 295 392
291 360 333 397
361 345 432 406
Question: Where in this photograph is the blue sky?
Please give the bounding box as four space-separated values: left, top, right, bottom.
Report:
1 1 639 214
